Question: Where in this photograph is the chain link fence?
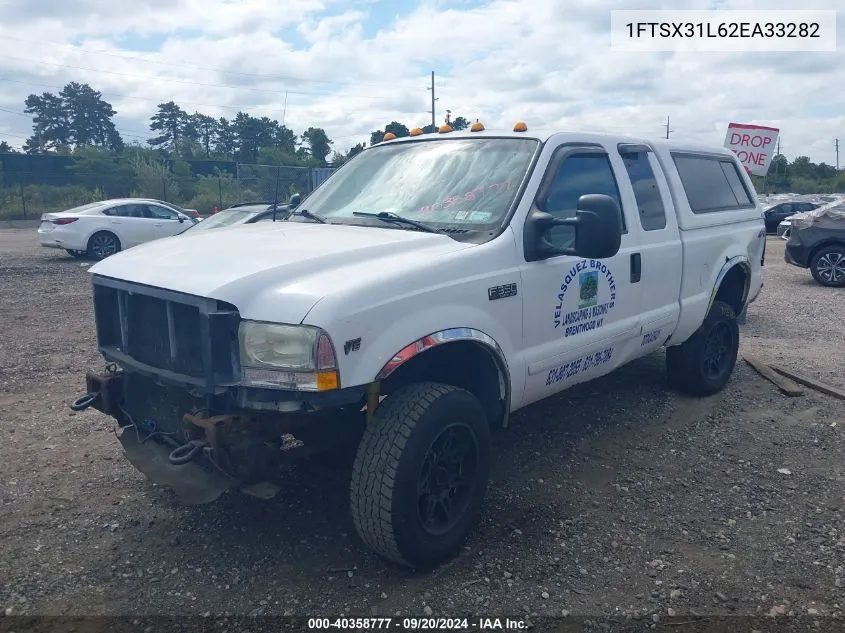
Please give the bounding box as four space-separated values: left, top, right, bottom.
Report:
0 164 336 220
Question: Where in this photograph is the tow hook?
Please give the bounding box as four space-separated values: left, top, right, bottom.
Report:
168 440 208 465
70 392 101 412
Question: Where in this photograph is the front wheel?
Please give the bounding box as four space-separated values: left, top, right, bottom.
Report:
810 245 845 288
350 382 491 569
666 300 739 397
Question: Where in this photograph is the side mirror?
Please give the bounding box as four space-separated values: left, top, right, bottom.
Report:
570 194 623 259
288 193 302 208
178 216 185 223
523 194 622 262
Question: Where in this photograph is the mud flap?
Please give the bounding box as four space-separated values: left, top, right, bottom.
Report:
117 427 236 505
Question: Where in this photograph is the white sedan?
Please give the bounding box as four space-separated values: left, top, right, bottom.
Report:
38 198 198 260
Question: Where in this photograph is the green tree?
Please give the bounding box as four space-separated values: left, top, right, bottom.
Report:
149 101 190 155
23 91 71 152
790 156 814 179
23 83 122 153
190 113 219 158
273 124 298 154
232 112 276 163
301 127 332 165
384 121 410 138
60 82 123 151
215 117 236 157
0 141 14 153
330 142 366 167
370 130 385 146
451 116 470 131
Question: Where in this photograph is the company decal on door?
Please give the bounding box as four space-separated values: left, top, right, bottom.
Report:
553 259 617 337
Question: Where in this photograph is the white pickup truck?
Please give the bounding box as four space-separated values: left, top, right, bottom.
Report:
73 123 765 569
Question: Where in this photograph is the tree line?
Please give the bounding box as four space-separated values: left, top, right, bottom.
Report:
0 81 481 218
0 80 842 195
0 81 476 169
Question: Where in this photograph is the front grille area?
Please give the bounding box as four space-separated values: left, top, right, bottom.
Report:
92 276 240 389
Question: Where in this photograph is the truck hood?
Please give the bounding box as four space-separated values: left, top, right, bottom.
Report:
89 221 473 322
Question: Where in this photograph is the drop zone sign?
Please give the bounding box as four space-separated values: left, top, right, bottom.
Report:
723 123 780 177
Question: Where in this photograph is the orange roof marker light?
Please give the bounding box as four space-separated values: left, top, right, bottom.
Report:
383 132 397 141
513 121 528 132
470 120 485 132
409 127 423 136
439 124 453 133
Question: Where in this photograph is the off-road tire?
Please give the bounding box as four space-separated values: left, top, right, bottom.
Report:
350 382 491 569
666 300 739 397
810 245 845 288
87 231 121 260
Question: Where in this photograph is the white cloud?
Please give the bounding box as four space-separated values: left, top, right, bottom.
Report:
0 0 842 165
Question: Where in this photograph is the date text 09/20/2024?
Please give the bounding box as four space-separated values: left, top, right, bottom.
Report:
307 617 528 630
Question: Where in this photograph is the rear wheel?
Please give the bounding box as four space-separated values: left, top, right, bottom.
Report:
350 382 491 569
666 300 739 397
87 232 121 260
810 245 845 288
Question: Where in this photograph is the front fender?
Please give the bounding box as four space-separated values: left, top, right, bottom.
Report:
339 304 522 405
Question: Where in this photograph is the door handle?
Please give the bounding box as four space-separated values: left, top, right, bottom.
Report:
630 253 642 283
154 223 163 227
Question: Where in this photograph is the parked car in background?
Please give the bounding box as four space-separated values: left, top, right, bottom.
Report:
764 201 819 233
784 202 845 287
38 198 198 260
179 202 289 233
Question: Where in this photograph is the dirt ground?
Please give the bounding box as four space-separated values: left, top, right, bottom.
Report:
1 230 844 623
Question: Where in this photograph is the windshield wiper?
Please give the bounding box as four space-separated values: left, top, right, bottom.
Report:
290 208 328 224
352 211 441 234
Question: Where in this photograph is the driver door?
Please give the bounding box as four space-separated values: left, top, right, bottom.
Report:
518 143 644 406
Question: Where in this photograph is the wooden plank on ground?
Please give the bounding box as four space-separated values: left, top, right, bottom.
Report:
769 364 845 401
742 355 804 397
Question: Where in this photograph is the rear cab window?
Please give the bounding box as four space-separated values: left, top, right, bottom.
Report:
619 148 667 231
671 153 755 213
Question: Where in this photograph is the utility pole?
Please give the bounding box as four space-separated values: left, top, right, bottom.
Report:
427 71 437 128
445 110 451 125
664 115 672 139
836 138 840 171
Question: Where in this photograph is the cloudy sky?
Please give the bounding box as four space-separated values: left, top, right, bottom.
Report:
0 0 842 164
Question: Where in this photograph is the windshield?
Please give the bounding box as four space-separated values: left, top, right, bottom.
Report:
186 209 263 230
301 137 539 233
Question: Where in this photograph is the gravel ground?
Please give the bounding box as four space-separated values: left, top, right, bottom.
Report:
1 230 844 624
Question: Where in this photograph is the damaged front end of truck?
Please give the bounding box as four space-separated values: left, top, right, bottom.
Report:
71 275 368 505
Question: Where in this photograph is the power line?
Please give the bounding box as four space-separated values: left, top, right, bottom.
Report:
0 54 427 102
0 34 426 90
